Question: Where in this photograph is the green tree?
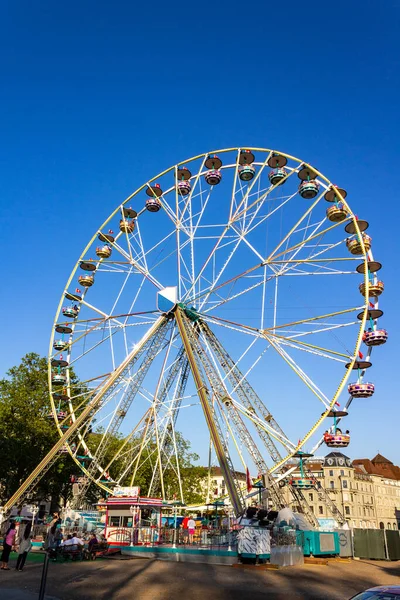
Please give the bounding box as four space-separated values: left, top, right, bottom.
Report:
0 353 77 507
0 352 209 509
118 431 208 504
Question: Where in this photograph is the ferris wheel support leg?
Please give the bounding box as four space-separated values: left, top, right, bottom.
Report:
3 316 167 515
175 308 244 517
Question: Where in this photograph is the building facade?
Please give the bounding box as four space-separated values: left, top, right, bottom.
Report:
199 454 400 530
283 453 400 530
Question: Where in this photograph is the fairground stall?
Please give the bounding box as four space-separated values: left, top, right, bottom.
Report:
104 487 171 546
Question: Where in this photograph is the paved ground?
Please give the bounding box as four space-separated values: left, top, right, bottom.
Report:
0 553 399 600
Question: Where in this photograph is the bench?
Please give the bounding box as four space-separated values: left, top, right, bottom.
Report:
60 543 84 561
86 542 109 560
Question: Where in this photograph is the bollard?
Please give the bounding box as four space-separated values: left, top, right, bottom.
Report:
38 551 50 600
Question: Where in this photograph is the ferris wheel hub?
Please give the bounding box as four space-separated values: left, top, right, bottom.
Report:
157 286 178 313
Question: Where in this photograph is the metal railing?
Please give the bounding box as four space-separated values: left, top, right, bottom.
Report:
106 526 239 549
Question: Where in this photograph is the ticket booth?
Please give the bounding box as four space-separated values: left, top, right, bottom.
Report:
105 487 166 546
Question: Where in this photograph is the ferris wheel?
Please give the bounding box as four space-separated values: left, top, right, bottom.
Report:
47 147 386 516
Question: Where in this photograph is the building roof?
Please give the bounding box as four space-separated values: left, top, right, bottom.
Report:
325 451 351 461
371 453 393 465
352 457 400 481
323 452 352 468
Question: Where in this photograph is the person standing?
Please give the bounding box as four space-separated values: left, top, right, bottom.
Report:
181 515 189 544
187 517 196 545
44 513 61 550
1 522 17 570
16 522 32 571
54 525 63 549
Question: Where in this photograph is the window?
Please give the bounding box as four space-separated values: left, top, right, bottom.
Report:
345 506 350 515
108 516 120 527
310 506 314 513
122 516 133 527
308 493 314 502
342 480 348 489
340 470 344 476
387 523 391 530
330 481 334 489
329 470 334 476
318 506 323 515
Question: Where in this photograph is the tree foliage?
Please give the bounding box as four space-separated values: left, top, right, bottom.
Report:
0 353 209 508
0 353 76 506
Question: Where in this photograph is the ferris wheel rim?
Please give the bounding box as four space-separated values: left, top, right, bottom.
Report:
47 146 373 496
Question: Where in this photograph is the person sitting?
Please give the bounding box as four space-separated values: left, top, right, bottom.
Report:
63 533 83 549
62 534 74 547
87 533 98 560
62 533 84 560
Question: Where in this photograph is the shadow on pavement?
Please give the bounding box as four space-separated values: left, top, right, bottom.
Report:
0 556 399 600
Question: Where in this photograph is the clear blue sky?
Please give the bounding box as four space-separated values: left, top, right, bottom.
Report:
1 1 399 465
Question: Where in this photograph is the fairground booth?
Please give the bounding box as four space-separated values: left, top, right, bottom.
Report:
103 487 171 546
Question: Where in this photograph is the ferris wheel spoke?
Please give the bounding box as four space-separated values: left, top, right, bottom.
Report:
269 211 337 276
66 329 119 367
204 307 362 346
264 187 327 264
103 231 164 290
202 309 360 365
265 335 331 409
132 218 149 272
266 330 351 361
263 306 363 333
174 156 207 228
229 151 273 220
187 176 296 308
178 153 271 304
196 194 281 309
269 217 346 264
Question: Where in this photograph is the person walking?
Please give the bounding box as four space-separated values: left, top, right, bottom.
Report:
1 521 17 570
16 522 32 571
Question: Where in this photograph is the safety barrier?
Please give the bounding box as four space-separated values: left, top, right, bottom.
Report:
106 526 238 549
